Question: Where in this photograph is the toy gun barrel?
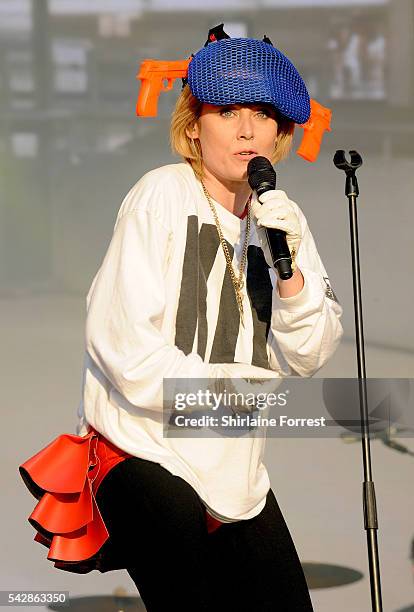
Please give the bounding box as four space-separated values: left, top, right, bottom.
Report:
296 99 332 162
136 59 191 117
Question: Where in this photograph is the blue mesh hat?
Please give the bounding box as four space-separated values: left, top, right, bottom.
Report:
187 37 310 125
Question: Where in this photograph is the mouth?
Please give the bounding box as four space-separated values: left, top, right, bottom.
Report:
234 151 258 161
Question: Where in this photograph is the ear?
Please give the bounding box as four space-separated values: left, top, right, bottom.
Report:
186 122 200 139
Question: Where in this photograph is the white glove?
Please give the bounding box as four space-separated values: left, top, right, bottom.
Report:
251 190 302 272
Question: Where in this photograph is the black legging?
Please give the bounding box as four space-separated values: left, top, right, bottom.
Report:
95 456 314 612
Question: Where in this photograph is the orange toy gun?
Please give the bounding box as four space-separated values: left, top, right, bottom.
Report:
296 99 332 162
136 58 332 162
136 58 191 117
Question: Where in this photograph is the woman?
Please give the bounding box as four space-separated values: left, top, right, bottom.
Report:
21 30 343 612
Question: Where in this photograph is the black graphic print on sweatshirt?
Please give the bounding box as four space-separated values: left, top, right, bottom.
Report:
174 216 272 369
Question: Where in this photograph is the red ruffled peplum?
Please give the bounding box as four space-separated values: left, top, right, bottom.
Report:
19 428 224 573
19 428 131 573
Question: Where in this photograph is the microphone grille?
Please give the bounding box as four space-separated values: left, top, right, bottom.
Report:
247 156 276 191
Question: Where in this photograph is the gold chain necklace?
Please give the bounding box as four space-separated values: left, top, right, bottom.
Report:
201 181 251 327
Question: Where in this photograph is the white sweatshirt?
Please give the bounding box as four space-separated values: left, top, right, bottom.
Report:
76 162 343 522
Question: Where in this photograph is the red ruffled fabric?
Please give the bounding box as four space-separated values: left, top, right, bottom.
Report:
19 428 131 573
19 428 224 573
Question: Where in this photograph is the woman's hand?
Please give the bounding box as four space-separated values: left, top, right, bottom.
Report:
251 190 302 271
209 363 282 414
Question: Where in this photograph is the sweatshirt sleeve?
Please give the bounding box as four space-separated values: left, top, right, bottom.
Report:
268 203 344 377
85 181 210 412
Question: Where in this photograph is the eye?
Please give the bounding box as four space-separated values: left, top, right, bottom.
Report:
219 107 236 118
256 108 272 118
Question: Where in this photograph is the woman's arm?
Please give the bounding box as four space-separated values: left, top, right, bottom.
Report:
85 187 210 413
277 266 304 297
269 212 343 377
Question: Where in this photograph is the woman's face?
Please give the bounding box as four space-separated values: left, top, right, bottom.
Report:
188 102 279 184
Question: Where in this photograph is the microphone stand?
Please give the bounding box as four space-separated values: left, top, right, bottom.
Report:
333 150 383 612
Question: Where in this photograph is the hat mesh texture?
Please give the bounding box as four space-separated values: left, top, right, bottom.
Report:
188 38 310 124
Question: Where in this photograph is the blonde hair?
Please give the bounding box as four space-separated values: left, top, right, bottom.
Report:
170 84 295 182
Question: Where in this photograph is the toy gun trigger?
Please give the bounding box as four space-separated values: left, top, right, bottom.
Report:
296 99 332 162
161 78 174 93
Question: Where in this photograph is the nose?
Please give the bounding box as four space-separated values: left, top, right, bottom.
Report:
237 110 254 140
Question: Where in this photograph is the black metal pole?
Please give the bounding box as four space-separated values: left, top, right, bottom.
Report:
334 150 383 612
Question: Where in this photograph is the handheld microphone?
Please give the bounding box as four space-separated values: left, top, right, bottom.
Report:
247 156 293 280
